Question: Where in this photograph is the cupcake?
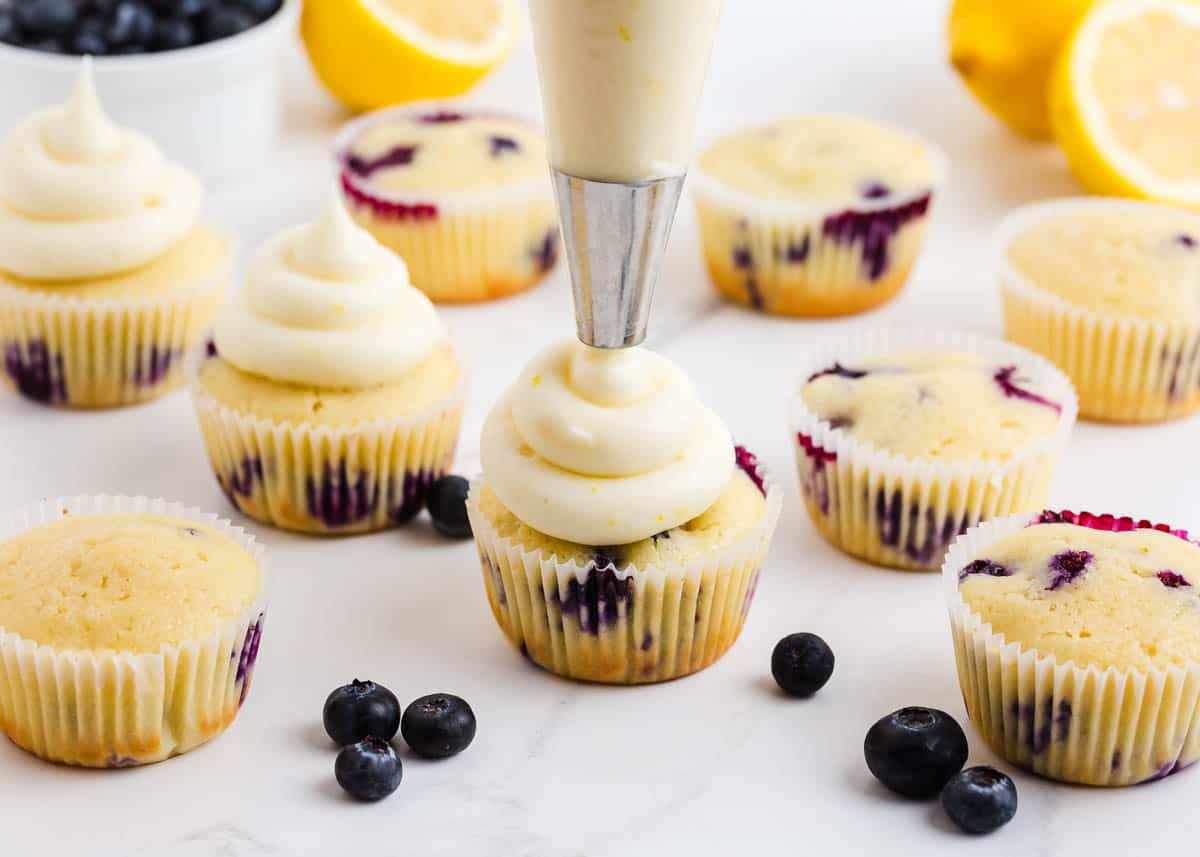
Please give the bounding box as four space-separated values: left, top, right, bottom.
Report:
791 330 1077 570
0 59 231 408
997 198 1200 423
691 115 942 316
336 104 559 303
467 340 781 684
0 496 267 767
946 509 1200 786
190 196 465 535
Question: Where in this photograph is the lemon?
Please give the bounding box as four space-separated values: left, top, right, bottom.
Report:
949 0 1095 139
301 0 519 112
1050 0 1200 207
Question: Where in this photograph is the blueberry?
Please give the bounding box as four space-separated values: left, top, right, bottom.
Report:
199 4 255 42
150 16 194 50
771 633 834 698
106 0 155 47
71 16 110 54
334 738 403 802
864 707 968 798
151 0 211 14
232 0 280 19
401 693 476 759
426 475 471 539
15 0 77 37
941 766 1018 834
0 10 19 43
322 679 401 747
28 35 65 52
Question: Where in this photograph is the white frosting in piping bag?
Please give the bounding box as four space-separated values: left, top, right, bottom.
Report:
0 58 202 281
481 340 734 545
214 194 446 389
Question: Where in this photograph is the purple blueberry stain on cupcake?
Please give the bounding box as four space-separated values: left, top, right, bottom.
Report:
131 345 183 387
734 445 767 497
875 489 968 565
489 135 520 157
796 433 836 515
347 145 420 178
959 558 1012 582
3 340 67 404
860 180 892 200
533 229 559 274
1047 550 1093 590
730 246 764 309
205 338 219 359
1157 570 1191 588
1111 750 1123 772
388 470 435 525
105 755 137 769
821 192 931 282
559 557 635 636
776 234 810 265
993 365 1063 414
1143 759 1192 783
482 555 507 607
236 614 265 706
419 111 465 124
640 631 654 652
807 362 871 383
218 457 264 508
1011 698 1072 755
1174 233 1197 250
306 461 380 529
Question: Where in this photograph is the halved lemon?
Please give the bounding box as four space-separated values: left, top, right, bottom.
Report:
1050 0 1200 207
302 0 519 113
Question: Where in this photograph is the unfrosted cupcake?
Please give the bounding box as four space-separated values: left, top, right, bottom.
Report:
0 59 230 408
791 330 1077 570
946 509 1200 786
692 115 941 316
190 196 465 535
468 340 781 684
0 496 267 767
997 198 1200 423
337 104 559 303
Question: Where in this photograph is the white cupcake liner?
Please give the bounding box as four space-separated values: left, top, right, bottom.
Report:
188 347 466 535
944 510 1200 786
995 197 1200 423
690 137 945 317
0 239 232 408
788 328 1078 570
466 456 782 684
0 495 268 768
335 101 559 303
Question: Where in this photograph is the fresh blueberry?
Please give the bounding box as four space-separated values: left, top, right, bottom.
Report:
15 0 77 37
199 4 255 42
864 707 968 798
426 475 471 539
401 693 476 759
941 766 1018 834
232 0 280 19
71 15 110 54
28 35 65 52
106 0 155 47
334 738 403 802
150 15 194 50
151 0 211 14
771 633 835 698
322 679 401 746
0 10 20 43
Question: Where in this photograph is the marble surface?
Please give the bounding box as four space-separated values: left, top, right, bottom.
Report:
3 2 1198 855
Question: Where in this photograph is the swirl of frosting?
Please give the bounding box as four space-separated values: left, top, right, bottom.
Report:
213 195 446 389
0 58 202 281
481 340 734 545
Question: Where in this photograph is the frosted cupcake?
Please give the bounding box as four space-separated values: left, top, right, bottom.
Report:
692 115 941 316
946 510 1200 786
0 496 267 767
997 198 1200 423
0 60 230 408
468 340 781 684
191 196 464 535
791 330 1077 570
337 104 559 303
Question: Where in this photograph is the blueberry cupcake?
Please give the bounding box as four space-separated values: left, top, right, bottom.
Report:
0 495 267 767
190 196 465 535
336 103 559 303
691 115 942 316
468 340 781 684
946 509 1200 786
997 198 1200 423
791 330 1077 570
0 59 231 408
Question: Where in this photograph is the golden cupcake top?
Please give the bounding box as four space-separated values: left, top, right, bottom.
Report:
959 521 1200 671
0 513 260 653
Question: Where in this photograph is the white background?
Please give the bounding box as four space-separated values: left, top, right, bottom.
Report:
3 1 1198 855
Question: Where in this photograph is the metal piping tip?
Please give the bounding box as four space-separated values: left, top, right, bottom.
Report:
552 170 686 349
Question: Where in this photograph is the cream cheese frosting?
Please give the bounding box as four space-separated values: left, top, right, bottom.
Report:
0 58 203 282
481 340 734 545
213 194 446 389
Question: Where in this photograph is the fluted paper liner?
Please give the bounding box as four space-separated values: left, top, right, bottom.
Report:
0 495 268 768
996 198 1200 423
466 467 782 685
335 103 559 304
789 329 1078 571
944 511 1200 786
0 241 230 408
189 349 465 535
691 146 945 317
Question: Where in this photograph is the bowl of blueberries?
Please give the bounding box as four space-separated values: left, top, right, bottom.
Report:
0 0 299 181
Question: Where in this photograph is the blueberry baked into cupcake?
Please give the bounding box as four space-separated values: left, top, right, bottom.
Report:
0 496 267 767
791 330 1077 570
946 510 1200 786
692 115 942 316
337 103 559 303
0 59 230 407
191 196 464 535
468 340 781 684
997 198 1200 423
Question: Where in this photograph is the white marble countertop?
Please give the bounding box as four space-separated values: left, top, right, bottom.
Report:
3 2 1198 855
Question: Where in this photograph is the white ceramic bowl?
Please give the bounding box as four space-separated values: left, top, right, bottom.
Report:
0 0 299 184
